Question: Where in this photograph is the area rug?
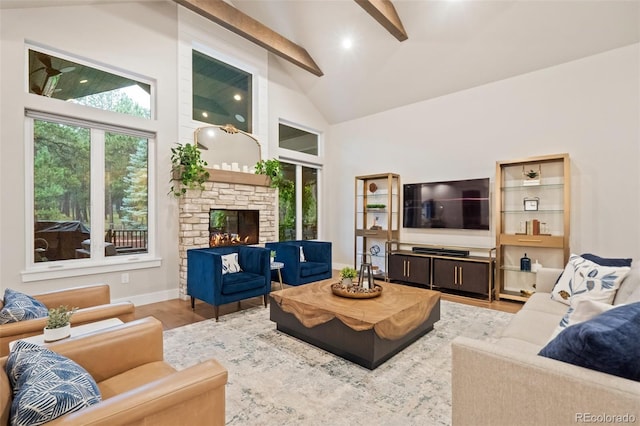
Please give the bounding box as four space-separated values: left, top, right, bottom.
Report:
163 300 513 426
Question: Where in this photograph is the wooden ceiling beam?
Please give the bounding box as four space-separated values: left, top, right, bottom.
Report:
174 0 323 77
354 0 408 41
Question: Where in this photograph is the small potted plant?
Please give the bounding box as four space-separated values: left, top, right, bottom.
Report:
270 250 276 263
522 165 541 186
340 267 357 288
44 305 78 342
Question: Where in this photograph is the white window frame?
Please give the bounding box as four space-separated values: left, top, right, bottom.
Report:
190 43 262 138
21 46 160 282
277 121 323 241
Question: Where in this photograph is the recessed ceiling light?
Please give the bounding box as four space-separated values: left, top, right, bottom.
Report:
342 37 353 49
79 79 88 84
233 94 242 101
202 112 208 118
235 114 245 123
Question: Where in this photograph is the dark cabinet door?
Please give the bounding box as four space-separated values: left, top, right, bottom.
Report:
406 256 430 285
388 254 407 282
432 258 458 290
458 261 490 295
388 254 430 286
432 258 489 295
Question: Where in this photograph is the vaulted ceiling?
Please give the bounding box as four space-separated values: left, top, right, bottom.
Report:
228 0 639 124
3 0 639 125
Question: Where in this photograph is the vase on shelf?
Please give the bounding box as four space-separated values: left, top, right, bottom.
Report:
520 253 531 272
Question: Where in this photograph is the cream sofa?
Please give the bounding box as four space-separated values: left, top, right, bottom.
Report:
452 266 640 426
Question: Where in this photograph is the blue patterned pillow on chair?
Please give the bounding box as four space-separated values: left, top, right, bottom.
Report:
0 288 49 324
221 253 242 274
6 341 102 425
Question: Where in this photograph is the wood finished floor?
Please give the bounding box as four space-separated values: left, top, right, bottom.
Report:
135 272 522 331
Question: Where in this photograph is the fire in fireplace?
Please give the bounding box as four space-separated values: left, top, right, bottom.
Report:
209 209 259 247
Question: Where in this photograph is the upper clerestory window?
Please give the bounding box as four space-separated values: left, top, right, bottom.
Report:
28 49 151 119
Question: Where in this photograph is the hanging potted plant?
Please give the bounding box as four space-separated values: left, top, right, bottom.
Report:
254 158 283 189
169 143 209 197
43 305 78 342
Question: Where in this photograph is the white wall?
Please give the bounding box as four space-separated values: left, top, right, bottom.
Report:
0 2 180 302
0 1 329 303
327 44 640 268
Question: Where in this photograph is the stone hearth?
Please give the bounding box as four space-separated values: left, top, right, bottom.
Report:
178 169 277 298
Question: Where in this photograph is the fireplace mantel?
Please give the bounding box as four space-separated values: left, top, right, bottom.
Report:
173 168 271 187
206 169 271 187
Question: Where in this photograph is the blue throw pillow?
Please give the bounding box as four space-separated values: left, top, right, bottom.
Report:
581 253 632 268
539 302 640 382
6 341 102 425
0 288 49 324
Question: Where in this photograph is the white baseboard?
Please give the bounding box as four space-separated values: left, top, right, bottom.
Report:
113 288 180 306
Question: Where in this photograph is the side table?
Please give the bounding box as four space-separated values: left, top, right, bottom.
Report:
8 318 124 351
271 261 285 290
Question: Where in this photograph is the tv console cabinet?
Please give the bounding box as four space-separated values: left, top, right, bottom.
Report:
386 242 496 301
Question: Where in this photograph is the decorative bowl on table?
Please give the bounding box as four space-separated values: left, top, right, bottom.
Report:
331 282 382 299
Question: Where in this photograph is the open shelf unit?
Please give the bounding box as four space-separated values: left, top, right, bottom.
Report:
354 173 400 279
495 153 570 301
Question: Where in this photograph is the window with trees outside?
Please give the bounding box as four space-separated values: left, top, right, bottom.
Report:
27 48 154 270
278 123 321 241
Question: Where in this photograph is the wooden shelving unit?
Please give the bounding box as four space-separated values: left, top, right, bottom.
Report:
354 173 400 278
495 153 570 301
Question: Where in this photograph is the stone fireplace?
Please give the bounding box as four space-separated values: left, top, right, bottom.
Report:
178 169 276 298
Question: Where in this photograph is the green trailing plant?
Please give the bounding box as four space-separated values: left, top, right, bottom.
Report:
254 159 284 189
169 143 209 197
340 267 357 279
366 203 386 209
46 305 78 329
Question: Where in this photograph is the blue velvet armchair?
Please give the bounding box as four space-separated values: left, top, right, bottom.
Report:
187 246 271 320
265 240 332 286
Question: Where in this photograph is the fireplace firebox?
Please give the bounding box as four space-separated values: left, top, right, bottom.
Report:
209 209 259 247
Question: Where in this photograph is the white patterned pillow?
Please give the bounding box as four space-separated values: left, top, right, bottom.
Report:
550 254 630 305
6 341 101 425
221 253 242 274
549 297 616 341
299 246 306 262
0 288 49 324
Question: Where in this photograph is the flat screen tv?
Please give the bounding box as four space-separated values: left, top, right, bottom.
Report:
403 178 490 230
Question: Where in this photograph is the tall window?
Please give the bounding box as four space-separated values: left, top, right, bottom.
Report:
278 123 321 241
192 50 252 132
32 116 150 263
26 47 155 272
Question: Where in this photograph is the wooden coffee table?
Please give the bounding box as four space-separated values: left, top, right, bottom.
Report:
269 279 440 369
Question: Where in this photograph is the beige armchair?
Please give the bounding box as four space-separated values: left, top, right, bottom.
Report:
0 317 228 425
0 284 135 356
